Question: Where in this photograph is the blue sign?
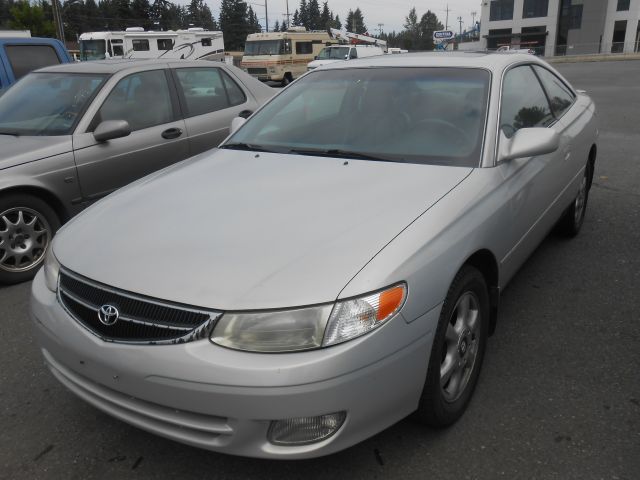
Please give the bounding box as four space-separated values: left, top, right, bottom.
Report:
433 30 455 40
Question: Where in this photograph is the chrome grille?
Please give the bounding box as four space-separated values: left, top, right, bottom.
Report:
58 270 221 344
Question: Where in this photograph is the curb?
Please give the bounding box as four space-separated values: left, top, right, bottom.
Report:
546 53 640 64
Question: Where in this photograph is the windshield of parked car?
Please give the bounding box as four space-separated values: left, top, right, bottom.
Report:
316 47 351 60
225 67 490 166
244 40 285 55
0 72 107 136
80 39 107 60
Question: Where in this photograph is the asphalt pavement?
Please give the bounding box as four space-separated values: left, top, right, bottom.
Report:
1 60 638 480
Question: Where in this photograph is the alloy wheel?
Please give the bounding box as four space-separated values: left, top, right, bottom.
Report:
440 291 481 403
0 207 51 273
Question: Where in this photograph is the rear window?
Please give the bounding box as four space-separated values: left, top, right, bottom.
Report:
5 45 61 80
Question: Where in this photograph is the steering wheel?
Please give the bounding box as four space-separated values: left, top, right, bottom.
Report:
416 118 472 145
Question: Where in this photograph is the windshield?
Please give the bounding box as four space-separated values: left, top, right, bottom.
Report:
0 72 107 136
80 39 107 61
226 67 490 167
244 40 285 55
317 47 351 60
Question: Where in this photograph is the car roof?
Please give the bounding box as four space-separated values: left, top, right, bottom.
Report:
319 51 545 72
36 59 220 74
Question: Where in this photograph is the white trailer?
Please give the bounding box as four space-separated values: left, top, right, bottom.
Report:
79 28 224 61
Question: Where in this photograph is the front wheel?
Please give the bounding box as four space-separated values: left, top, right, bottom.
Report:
415 265 489 427
556 162 592 237
0 194 60 285
281 73 293 87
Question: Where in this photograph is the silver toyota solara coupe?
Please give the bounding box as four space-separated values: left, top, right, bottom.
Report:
31 52 598 459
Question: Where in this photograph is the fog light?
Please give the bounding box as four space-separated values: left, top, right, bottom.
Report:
268 412 346 446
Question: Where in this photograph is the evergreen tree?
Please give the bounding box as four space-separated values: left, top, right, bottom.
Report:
9 0 54 36
219 0 252 50
291 8 298 26
319 1 330 30
273 19 279 32
345 8 365 33
298 0 308 29
333 13 340 30
419 10 443 50
280 20 287 31
131 0 152 29
307 0 320 29
403 7 419 50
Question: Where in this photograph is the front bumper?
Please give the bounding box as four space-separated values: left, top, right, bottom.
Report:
31 270 438 458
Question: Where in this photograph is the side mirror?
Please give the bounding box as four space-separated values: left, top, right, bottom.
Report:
344 54 349 59
314 55 318 60
498 127 560 163
230 116 246 135
93 120 132 142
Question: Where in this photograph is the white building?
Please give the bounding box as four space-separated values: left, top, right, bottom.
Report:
479 0 640 56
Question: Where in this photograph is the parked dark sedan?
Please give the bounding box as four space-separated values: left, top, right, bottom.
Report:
0 59 275 284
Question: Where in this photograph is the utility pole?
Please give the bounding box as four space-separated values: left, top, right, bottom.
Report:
265 0 268 32
471 11 477 39
458 16 463 38
377 23 384 36
445 4 450 30
285 0 290 28
51 0 65 42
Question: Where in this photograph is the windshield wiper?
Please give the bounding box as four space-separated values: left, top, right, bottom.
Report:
219 142 279 153
0 130 20 137
287 148 400 163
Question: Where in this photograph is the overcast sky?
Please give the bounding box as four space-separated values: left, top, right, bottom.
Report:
203 1 484 35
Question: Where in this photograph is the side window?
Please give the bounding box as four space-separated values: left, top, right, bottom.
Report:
110 41 124 56
175 68 232 117
500 65 553 138
157 39 173 51
201 38 212 47
220 70 247 106
295 42 313 54
94 70 174 131
132 39 149 51
532 66 575 118
350 48 358 59
5 45 61 80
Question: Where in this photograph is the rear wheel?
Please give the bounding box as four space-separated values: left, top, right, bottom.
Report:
415 265 489 427
557 162 592 237
0 194 60 285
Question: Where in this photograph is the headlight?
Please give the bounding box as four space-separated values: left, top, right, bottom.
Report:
211 284 406 352
43 245 60 293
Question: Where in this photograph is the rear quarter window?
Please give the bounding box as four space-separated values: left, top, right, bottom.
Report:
5 45 62 80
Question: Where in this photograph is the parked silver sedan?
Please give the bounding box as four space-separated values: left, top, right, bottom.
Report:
0 59 274 284
31 52 597 459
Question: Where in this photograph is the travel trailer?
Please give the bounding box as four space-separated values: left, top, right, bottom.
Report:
241 27 336 85
79 28 224 61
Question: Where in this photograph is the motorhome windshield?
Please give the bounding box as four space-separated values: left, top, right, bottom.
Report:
244 40 287 55
80 40 106 60
317 47 350 60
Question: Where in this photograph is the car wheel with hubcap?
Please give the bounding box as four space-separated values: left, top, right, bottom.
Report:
0 194 60 285
557 161 592 237
415 265 489 427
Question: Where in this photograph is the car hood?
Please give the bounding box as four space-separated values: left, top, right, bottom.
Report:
0 135 72 170
54 150 472 310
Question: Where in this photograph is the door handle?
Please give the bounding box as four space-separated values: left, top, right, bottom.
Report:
161 127 183 139
238 110 253 119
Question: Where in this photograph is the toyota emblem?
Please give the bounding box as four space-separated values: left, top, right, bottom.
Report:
98 304 120 326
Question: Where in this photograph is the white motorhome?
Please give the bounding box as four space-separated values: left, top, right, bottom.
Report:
241 27 336 85
79 28 224 61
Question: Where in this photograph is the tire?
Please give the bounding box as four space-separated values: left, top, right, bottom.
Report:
0 193 60 285
415 265 490 427
281 73 292 87
556 161 592 237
